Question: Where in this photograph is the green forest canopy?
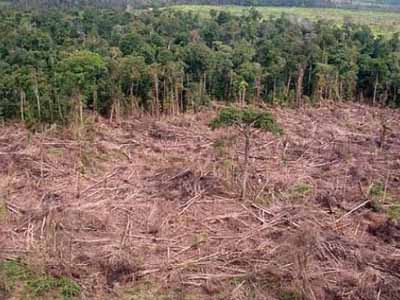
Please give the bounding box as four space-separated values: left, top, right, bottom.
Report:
0 7 399 124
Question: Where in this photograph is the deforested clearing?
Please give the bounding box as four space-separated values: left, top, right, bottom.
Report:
1 102 400 299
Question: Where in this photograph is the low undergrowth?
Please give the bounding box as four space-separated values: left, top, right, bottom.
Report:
0 260 80 300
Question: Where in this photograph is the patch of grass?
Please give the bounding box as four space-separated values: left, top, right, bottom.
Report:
368 182 385 198
279 289 302 300
387 203 400 222
0 260 31 291
56 277 81 299
0 199 7 221
48 147 65 158
26 276 58 297
292 184 312 196
165 153 186 163
168 5 400 36
255 195 273 206
222 158 234 169
120 281 181 300
0 260 80 300
286 183 313 201
366 181 396 213
230 276 244 286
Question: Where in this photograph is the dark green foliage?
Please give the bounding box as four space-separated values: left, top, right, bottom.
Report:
210 106 282 134
0 8 399 125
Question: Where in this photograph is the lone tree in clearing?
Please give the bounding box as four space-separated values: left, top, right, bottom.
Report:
210 106 282 200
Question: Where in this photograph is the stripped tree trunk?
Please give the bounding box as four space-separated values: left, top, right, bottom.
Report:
296 64 305 107
285 73 291 97
373 74 378 106
175 84 179 115
255 77 261 103
153 73 160 118
94 89 98 113
272 79 276 104
241 125 251 200
57 94 63 121
34 84 41 121
78 93 83 126
20 89 26 122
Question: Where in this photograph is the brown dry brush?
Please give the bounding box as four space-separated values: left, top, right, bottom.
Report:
0 103 400 299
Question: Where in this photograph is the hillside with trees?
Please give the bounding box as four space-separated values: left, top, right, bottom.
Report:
0 8 399 125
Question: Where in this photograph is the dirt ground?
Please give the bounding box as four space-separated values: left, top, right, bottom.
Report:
1 102 400 300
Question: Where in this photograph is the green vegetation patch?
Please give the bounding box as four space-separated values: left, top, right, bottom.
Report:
168 5 400 35
0 260 80 300
387 203 400 221
285 183 313 202
0 260 31 292
120 281 182 300
210 106 282 135
368 181 386 198
0 199 7 221
279 289 303 300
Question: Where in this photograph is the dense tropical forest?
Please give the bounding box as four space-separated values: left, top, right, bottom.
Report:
0 7 399 125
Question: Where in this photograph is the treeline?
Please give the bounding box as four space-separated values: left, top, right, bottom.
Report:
0 8 399 124
157 0 400 9
11 0 400 9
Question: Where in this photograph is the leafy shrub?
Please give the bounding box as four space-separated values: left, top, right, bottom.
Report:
210 106 282 135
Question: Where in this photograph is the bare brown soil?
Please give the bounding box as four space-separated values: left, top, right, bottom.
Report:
1 102 400 299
